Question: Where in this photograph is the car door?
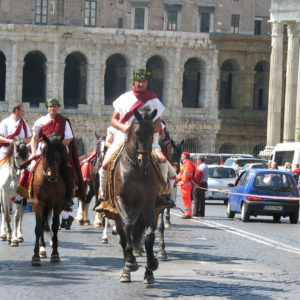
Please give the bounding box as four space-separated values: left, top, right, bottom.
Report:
230 171 248 211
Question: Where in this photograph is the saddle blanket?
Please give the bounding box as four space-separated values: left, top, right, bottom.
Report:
80 149 97 183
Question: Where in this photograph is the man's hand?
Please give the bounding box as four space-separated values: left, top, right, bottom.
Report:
156 150 167 163
121 124 130 133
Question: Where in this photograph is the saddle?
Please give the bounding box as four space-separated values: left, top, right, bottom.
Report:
100 146 169 220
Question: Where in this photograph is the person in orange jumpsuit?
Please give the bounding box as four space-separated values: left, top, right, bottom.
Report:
177 152 194 219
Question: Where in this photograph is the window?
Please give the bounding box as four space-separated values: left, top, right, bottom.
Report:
134 7 145 29
119 0 124 3
200 12 210 32
118 18 123 28
167 10 177 31
232 0 240 3
231 14 240 33
35 0 48 25
84 1 97 27
254 19 262 35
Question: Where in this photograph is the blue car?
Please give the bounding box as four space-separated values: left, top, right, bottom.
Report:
227 169 299 223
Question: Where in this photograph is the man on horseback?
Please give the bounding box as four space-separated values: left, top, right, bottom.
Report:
30 98 85 212
0 103 32 159
94 69 175 212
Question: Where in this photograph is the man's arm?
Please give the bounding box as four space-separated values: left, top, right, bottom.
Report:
111 111 130 133
31 135 38 156
0 135 13 144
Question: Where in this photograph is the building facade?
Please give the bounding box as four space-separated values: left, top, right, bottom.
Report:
0 0 272 154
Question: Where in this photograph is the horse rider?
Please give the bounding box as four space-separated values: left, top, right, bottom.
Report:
177 152 194 219
0 103 32 207
104 126 117 149
94 69 174 212
30 98 85 213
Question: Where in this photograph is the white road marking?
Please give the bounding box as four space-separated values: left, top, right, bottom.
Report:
172 212 300 255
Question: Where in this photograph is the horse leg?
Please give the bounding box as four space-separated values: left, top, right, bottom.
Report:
4 203 12 245
144 224 158 284
17 205 25 242
11 204 21 247
50 212 60 263
157 209 167 261
76 199 84 225
101 218 109 244
83 201 91 225
0 197 7 241
32 215 43 266
39 231 47 259
94 212 103 227
165 208 171 228
123 223 138 272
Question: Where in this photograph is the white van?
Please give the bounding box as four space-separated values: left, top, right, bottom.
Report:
272 142 300 169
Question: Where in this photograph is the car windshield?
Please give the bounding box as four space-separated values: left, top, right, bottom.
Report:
253 173 295 192
208 167 236 179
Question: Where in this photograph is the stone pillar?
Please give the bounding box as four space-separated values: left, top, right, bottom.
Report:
266 21 284 148
295 23 300 141
7 41 19 105
283 23 299 142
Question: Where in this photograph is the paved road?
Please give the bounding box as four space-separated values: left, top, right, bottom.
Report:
1 195 300 300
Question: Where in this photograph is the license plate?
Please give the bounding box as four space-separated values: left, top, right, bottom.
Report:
264 205 283 211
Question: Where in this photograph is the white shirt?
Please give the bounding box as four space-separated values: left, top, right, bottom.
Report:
32 114 73 154
113 90 165 144
0 115 31 158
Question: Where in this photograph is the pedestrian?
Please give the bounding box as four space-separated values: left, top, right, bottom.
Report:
292 163 300 184
284 162 292 172
270 161 278 170
0 103 32 208
177 152 194 219
196 156 208 217
191 155 204 217
233 159 239 175
94 69 174 212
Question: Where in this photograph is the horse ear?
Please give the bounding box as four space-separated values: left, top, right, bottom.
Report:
170 139 176 148
133 108 143 121
42 134 50 145
150 109 157 120
95 132 100 139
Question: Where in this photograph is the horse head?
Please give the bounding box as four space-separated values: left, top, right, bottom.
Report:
42 134 67 183
94 132 106 167
170 139 184 174
126 107 157 168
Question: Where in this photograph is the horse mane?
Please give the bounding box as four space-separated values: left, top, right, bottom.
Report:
3 141 14 164
42 134 73 201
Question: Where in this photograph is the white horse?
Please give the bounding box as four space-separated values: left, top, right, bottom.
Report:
0 136 29 246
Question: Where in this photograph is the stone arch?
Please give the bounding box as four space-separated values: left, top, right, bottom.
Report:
104 54 127 105
146 56 164 101
64 52 87 108
22 51 47 107
182 57 204 108
0 51 6 101
253 60 269 110
219 59 240 109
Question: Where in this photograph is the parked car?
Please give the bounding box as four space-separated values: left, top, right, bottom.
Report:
224 157 268 174
226 169 299 223
242 162 269 171
206 165 237 204
190 153 253 165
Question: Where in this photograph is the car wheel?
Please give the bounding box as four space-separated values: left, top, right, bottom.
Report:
273 215 281 223
290 211 299 224
226 202 235 218
241 203 250 222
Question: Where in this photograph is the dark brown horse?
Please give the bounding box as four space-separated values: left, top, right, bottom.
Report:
77 133 106 226
31 134 72 266
113 107 161 284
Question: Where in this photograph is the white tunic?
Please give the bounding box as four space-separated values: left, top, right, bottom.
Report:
0 115 32 158
104 90 165 162
32 113 73 154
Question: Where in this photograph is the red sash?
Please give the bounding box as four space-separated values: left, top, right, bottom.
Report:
0 119 28 147
120 86 158 124
39 114 86 199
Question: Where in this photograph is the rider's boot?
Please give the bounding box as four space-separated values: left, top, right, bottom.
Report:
94 168 107 212
156 194 176 209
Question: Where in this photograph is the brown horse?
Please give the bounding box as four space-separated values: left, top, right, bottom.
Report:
31 134 73 266
113 107 161 284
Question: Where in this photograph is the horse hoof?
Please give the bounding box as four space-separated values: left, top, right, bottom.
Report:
32 257 41 266
165 222 171 228
39 251 47 259
50 255 60 263
101 238 108 244
94 222 102 228
111 229 118 235
84 220 91 225
7 239 11 245
120 273 131 283
18 237 24 243
126 261 139 272
0 235 6 241
77 220 84 226
158 251 168 261
143 274 155 284
133 250 143 257
11 240 19 247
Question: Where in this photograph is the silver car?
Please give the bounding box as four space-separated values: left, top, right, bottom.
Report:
206 165 237 204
